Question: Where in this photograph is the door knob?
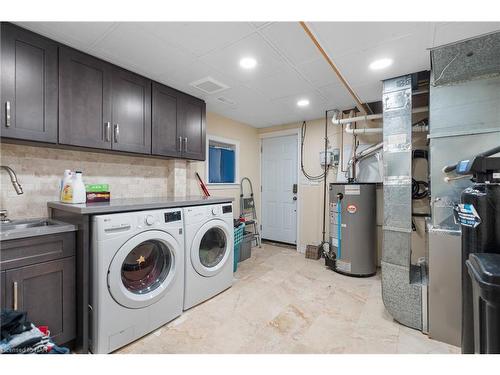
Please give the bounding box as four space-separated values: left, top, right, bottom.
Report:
293 196 297 201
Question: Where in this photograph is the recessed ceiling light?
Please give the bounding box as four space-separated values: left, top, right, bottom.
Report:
369 58 393 70
297 99 310 107
239 57 257 70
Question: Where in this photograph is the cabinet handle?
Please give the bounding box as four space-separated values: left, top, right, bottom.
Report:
5 101 11 127
184 137 188 152
178 136 182 152
105 122 111 142
114 124 119 143
13 281 18 310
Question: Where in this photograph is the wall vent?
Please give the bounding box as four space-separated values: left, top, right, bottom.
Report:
190 77 229 94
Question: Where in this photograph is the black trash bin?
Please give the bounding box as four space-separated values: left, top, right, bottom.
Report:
466 253 500 354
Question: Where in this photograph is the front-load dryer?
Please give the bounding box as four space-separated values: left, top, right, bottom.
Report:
90 208 184 353
183 203 234 310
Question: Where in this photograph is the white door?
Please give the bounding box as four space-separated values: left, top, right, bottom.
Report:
261 134 298 244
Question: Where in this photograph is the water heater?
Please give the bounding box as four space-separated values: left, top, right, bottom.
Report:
328 183 377 277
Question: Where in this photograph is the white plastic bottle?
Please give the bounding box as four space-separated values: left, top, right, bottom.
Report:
60 170 73 203
72 171 86 204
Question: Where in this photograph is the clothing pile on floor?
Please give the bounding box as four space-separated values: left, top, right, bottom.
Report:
0 310 69 354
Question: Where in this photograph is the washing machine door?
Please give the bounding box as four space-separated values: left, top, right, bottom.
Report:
190 219 232 277
108 230 179 309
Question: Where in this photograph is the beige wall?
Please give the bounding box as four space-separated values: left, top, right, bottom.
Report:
187 111 261 219
259 112 429 264
0 111 260 221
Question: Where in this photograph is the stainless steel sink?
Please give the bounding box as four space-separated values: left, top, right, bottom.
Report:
0 219 55 231
0 218 76 241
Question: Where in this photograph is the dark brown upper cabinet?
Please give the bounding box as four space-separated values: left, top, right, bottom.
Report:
0 23 58 143
1 23 205 161
152 82 181 158
152 83 206 161
110 68 151 154
179 94 206 161
59 47 112 150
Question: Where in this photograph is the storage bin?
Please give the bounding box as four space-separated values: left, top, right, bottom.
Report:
239 231 253 262
233 223 245 272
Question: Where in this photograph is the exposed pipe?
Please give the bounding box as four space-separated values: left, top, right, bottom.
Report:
332 106 429 127
299 22 371 115
345 122 429 135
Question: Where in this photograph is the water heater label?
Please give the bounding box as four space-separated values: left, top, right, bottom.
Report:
346 204 357 214
454 203 481 228
345 185 360 195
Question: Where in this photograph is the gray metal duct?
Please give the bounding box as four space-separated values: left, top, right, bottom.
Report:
381 75 423 330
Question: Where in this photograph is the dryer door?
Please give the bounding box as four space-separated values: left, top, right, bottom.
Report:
108 230 179 309
190 219 232 277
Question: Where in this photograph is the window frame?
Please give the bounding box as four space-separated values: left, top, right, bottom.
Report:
205 134 240 188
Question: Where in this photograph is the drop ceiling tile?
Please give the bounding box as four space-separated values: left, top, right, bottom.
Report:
156 60 240 98
199 33 285 83
271 91 328 120
15 21 116 49
137 22 255 57
352 81 383 104
245 65 313 100
92 23 197 80
332 32 431 87
250 22 273 30
317 82 356 110
310 22 434 58
261 22 321 65
432 22 500 47
296 57 341 87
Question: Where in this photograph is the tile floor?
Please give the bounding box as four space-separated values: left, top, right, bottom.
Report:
118 243 460 354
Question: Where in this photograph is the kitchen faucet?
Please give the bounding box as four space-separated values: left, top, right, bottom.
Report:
1 165 23 223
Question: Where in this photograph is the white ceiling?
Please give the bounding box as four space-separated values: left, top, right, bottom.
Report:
15 21 500 128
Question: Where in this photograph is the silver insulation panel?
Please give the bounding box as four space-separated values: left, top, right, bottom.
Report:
431 31 500 86
428 33 500 345
381 75 422 330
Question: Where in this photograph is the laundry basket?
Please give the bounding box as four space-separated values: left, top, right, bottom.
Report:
233 223 245 272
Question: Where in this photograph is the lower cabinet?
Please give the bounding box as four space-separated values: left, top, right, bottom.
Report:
1 270 5 310
0 232 76 346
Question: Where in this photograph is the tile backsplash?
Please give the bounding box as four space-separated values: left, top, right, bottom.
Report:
0 143 183 219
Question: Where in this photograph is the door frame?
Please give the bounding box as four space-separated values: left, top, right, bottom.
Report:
259 128 302 252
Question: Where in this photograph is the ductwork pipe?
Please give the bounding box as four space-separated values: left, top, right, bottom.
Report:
332 106 429 126
345 122 429 135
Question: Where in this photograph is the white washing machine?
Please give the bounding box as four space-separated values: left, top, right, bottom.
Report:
183 203 234 310
90 208 184 353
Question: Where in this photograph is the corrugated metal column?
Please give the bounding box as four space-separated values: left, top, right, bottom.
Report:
381 75 422 330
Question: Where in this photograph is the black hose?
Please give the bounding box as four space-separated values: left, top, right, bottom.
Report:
300 121 327 181
442 144 500 173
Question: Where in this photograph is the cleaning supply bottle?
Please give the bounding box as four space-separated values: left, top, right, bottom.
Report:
60 170 73 203
72 171 86 204
60 170 71 195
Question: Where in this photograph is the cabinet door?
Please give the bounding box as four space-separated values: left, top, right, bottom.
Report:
0 23 58 143
5 257 76 345
59 47 112 150
152 82 181 157
111 69 151 154
1 270 5 310
180 95 206 161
